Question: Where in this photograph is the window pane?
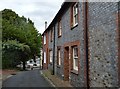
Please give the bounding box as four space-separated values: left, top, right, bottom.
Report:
58 21 62 36
59 21 62 35
58 50 61 65
74 6 76 15
73 46 78 71
75 14 78 24
75 58 78 67
50 50 52 62
44 35 46 44
44 52 46 63
75 16 77 24
76 4 78 14
74 47 78 57
73 16 75 25
73 3 78 26
59 28 61 36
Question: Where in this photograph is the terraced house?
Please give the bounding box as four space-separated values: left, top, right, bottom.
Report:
42 1 120 87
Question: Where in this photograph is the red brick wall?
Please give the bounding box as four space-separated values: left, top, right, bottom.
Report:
43 31 49 69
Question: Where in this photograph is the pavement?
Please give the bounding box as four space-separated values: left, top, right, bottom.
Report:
2 69 53 88
42 70 73 88
2 69 19 81
0 69 19 89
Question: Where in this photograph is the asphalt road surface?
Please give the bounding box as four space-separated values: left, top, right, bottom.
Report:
2 69 53 88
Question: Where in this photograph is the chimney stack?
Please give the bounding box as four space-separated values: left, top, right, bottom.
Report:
45 21 47 30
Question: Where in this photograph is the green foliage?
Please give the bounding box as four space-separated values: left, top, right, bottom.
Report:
2 40 31 69
2 9 42 69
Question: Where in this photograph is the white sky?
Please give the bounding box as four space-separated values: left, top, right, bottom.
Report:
0 0 64 34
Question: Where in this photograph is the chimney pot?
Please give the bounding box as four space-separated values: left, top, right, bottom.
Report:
45 21 47 30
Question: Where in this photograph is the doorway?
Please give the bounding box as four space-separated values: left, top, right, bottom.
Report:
64 47 69 81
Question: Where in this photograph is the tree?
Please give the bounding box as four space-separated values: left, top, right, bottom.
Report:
2 40 31 70
2 9 42 70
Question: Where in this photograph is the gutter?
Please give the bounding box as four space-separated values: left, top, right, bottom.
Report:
118 1 120 86
84 2 89 88
52 26 56 75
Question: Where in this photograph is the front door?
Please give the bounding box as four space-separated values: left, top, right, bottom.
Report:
64 47 69 81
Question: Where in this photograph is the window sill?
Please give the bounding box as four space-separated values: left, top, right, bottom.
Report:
71 24 78 30
71 70 78 75
57 65 61 68
44 44 46 46
58 35 62 38
49 62 52 65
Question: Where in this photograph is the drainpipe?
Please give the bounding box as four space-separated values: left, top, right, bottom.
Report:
52 26 56 75
84 1 89 88
118 1 120 86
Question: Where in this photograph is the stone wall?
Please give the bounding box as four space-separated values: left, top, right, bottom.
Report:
46 2 119 87
54 2 86 87
88 2 119 87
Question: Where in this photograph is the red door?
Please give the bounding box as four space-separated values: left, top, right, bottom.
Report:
64 47 69 81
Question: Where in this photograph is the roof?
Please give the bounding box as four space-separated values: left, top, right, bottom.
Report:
42 2 72 35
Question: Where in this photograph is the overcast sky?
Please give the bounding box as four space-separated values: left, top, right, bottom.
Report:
0 0 64 34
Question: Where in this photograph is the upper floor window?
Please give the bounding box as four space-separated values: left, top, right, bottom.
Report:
72 46 78 71
51 28 53 42
71 3 79 28
44 34 46 44
58 20 62 37
73 3 78 26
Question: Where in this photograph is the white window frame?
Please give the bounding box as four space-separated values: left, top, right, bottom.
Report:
44 34 46 44
44 52 46 63
73 46 78 71
58 49 61 65
49 50 53 63
73 3 78 26
58 20 62 36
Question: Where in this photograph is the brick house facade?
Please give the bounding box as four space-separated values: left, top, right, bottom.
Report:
42 1 120 87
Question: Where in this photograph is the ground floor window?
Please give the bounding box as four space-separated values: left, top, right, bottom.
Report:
72 46 78 71
44 52 46 63
57 49 61 65
64 41 80 75
49 50 53 63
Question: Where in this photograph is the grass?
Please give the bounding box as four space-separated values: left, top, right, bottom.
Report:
43 70 51 77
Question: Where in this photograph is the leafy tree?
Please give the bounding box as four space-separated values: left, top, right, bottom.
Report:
2 40 31 69
2 9 42 70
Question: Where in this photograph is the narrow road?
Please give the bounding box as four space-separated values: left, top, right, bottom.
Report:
2 69 53 88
